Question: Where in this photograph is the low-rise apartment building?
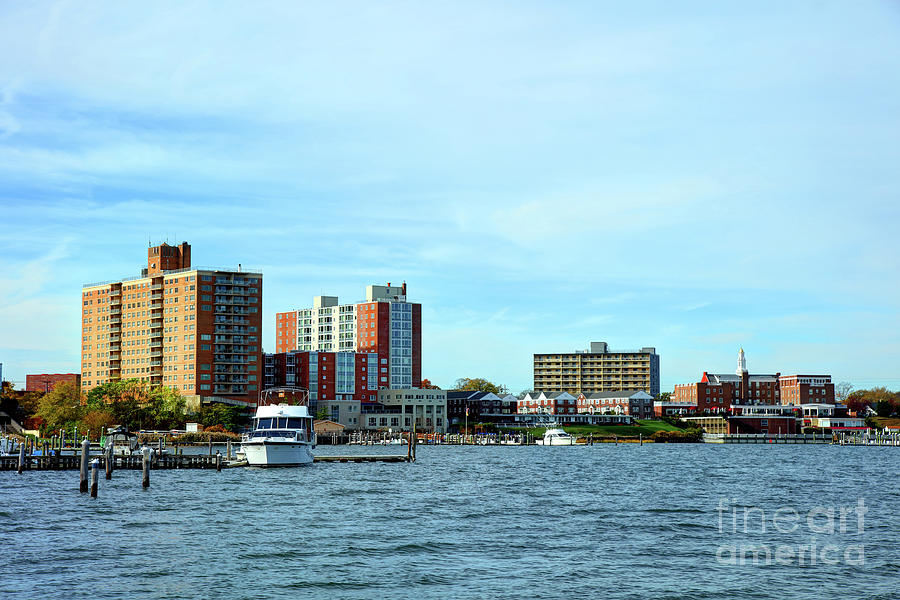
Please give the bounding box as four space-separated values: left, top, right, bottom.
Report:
576 390 655 419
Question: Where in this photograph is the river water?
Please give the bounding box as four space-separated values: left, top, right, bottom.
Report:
1 444 897 599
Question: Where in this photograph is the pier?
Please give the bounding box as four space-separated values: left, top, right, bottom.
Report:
0 453 231 471
314 454 411 463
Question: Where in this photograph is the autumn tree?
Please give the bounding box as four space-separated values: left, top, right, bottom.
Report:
420 378 441 390
453 377 508 395
845 391 871 416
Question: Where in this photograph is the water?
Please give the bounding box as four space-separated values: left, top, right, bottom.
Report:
1 444 898 599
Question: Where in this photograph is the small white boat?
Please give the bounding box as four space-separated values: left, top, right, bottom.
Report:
535 426 578 446
104 427 140 456
241 388 315 467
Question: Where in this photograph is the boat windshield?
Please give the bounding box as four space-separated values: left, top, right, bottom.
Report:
247 430 306 440
255 417 308 429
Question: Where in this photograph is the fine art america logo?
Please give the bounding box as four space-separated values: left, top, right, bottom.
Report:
715 498 866 566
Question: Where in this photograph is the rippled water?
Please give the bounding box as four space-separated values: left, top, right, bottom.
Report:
2 444 898 599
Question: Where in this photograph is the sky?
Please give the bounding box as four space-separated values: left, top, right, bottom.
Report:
0 1 899 393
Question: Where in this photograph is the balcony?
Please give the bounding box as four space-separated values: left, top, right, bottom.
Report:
110 307 121 314
151 284 163 291
150 350 163 358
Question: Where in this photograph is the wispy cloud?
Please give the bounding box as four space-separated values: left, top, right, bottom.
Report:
0 2 898 390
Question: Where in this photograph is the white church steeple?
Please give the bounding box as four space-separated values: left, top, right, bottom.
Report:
736 347 748 375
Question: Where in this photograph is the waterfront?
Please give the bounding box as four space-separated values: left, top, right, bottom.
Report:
1 445 898 599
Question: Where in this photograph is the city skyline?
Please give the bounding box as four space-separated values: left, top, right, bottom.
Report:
1 2 899 392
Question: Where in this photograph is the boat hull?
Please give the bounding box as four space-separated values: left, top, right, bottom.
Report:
535 438 578 446
241 441 314 467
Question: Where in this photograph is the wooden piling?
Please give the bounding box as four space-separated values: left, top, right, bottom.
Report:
216 452 221 472
90 459 99 498
105 446 113 479
79 439 90 493
226 439 232 461
640 434 643 446
142 448 150 489
17 443 25 474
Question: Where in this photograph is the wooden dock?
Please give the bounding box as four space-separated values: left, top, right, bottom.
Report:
0 454 225 471
313 454 411 463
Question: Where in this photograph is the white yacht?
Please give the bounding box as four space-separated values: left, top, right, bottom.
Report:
535 426 578 446
241 388 315 467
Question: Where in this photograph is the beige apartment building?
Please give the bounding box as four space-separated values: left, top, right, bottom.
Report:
80 242 263 406
533 341 660 397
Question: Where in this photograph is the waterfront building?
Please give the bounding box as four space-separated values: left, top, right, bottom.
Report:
779 375 836 405
576 390 655 419
81 242 262 406
25 373 81 392
446 391 518 430
533 342 659 397
653 402 698 417
275 283 421 389
672 348 834 413
517 391 578 415
361 388 447 433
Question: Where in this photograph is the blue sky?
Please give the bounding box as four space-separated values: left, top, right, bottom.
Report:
1 1 899 393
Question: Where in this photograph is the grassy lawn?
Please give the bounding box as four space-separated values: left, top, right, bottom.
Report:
871 417 900 429
509 419 687 438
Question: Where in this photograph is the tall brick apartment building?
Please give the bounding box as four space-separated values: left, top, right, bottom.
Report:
80 242 263 405
275 283 421 390
672 348 835 413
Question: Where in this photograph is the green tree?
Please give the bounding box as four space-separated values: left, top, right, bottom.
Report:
876 400 896 418
197 404 247 432
453 377 508 394
35 382 85 432
315 406 330 420
655 392 671 402
144 385 186 430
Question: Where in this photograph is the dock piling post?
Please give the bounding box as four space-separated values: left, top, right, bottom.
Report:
142 448 150 489
226 439 232 461
17 442 25 474
216 451 221 472
105 445 113 479
640 434 643 446
90 459 99 498
79 439 90 493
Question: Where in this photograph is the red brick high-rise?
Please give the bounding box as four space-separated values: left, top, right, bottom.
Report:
81 242 262 405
